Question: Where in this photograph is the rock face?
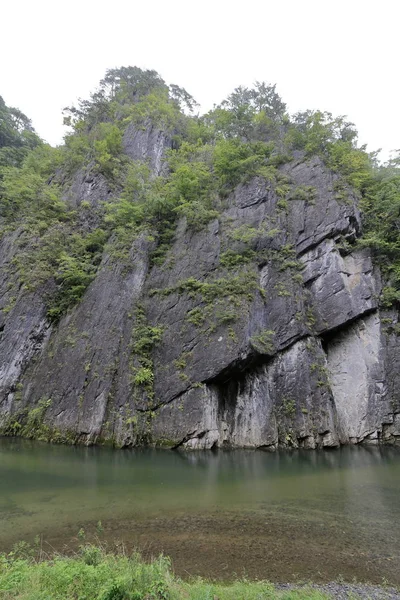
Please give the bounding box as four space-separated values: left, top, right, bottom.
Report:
0 125 399 449
122 121 172 176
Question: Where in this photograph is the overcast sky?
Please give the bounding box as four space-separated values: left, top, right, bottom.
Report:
1 0 399 160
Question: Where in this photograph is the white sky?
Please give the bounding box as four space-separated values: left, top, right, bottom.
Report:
1 0 399 161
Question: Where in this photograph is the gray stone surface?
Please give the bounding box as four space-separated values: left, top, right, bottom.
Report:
61 169 111 209
301 239 379 333
1 125 400 449
325 313 391 443
282 156 361 254
122 121 172 176
151 337 339 450
20 236 151 444
0 230 51 425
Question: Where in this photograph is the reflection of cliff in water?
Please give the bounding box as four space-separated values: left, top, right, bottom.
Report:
1 440 400 582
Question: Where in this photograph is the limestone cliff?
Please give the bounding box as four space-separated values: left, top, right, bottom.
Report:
0 107 399 450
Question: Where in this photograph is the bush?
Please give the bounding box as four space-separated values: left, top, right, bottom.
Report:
0 543 334 600
213 139 274 191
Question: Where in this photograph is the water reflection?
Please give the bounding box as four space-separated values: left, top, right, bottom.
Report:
0 439 399 583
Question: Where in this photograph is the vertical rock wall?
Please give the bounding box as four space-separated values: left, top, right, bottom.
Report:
1 125 400 449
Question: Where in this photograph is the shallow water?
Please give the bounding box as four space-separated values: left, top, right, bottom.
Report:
0 438 400 583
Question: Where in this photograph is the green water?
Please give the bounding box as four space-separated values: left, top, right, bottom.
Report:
1 438 400 584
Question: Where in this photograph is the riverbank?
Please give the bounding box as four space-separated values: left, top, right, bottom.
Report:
0 543 399 600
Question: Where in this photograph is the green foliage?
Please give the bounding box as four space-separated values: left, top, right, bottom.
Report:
152 270 259 305
289 185 317 204
186 307 206 327
206 81 287 141
359 162 400 306
133 367 154 386
104 131 277 263
3 64 400 321
0 144 63 221
249 330 275 354
286 111 357 156
105 143 219 264
92 123 124 177
165 142 218 229
274 244 302 271
174 352 193 374
24 398 52 432
63 66 191 153
282 397 296 418
213 139 274 191
327 140 373 189
61 126 91 174
131 318 163 358
227 224 264 244
175 200 219 230
153 269 260 336
0 543 332 600
0 71 288 296
63 66 168 127
12 226 108 322
220 248 256 268
0 95 41 168
285 110 375 191
130 306 163 399
105 162 152 229
0 398 79 444
184 117 216 145
46 252 97 321
123 88 183 132
0 399 53 440
167 151 213 201
62 122 124 179
0 119 108 324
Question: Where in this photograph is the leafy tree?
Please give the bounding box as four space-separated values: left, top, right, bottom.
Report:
169 84 199 113
287 110 357 155
204 82 286 142
251 81 287 119
213 139 274 189
359 162 400 305
0 144 63 221
63 67 168 129
0 95 40 167
101 66 166 102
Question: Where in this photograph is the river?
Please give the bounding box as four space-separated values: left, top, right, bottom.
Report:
0 438 399 584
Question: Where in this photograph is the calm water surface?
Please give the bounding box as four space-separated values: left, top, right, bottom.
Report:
1 438 400 584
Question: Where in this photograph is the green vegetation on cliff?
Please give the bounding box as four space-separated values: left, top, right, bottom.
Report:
358 156 400 306
0 96 41 168
1 65 399 322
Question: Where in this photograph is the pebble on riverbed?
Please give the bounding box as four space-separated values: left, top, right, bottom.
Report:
277 582 400 599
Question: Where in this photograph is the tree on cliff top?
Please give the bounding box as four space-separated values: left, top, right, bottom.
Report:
0 95 40 167
1 65 400 315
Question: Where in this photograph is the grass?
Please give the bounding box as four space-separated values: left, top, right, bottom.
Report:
0 542 333 600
